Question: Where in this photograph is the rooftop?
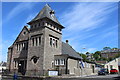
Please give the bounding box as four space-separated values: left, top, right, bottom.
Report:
62 42 82 59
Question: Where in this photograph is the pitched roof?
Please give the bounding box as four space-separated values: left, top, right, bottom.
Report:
28 4 61 26
62 42 82 59
0 62 7 67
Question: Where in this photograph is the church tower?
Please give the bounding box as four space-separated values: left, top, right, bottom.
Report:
26 4 64 75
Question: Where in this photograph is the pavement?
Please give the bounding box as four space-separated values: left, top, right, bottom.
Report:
0 75 1 80
1 74 120 80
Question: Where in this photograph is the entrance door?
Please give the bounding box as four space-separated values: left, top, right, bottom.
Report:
92 65 95 73
118 66 120 72
18 60 26 75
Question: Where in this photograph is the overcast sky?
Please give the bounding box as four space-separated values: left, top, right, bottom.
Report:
1 2 118 61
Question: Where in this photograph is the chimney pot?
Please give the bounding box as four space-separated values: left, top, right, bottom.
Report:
66 40 68 43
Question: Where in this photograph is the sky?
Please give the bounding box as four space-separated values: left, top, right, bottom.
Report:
1 2 118 62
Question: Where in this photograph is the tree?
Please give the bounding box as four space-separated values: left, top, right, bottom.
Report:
77 52 88 61
81 54 87 61
86 52 90 56
93 51 101 61
112 47 118 50
103 47 111 50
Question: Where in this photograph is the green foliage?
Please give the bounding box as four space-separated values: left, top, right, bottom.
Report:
77 52 88 61
86 52 90 55
112 47 118 50
115 53 120 58
93 51 101 61
100 57 108 61
103 47 111 50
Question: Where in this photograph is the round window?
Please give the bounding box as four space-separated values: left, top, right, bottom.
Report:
31 56 39 64
33 57 38 64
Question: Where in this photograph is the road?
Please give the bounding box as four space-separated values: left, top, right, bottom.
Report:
1 74 120 80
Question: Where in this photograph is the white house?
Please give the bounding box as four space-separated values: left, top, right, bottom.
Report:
104 57 120 73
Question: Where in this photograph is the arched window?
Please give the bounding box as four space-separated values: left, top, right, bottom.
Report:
39 36 41 45
36 37 38 46
31 56 39 64
56 40 58 48
50 38 52 46
32 38 34 46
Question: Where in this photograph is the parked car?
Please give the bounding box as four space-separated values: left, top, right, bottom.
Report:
98 68 109 75
110 69 118 74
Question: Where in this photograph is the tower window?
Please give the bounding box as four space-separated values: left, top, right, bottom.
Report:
50 38 52 46
19 44 20 51
59 29 61 31
16 44 18 50
56 40 58 48
36 37 38 46
39 36 41 45
50 24 52 27
32 38 34 46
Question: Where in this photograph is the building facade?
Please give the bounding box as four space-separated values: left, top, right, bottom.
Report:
104 57 120 73
101 49 120 59
6 4 97 76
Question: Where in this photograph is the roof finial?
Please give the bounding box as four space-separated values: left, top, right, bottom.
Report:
45 3 50 8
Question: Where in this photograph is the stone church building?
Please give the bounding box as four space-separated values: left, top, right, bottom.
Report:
7 4 95 76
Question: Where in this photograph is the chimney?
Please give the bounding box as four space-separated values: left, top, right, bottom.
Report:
66 40 69 44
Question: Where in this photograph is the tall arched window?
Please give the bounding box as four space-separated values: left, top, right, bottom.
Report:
36 37 38 46
32 38 34 46
39 36 41 45
56 40 58 48
50 38 52 46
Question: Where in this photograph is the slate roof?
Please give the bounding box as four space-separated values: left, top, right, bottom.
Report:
0 62 6 67
62 42 82 59
28 4 62 27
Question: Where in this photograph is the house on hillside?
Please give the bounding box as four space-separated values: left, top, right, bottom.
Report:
0 62 6 73
101 49 120 59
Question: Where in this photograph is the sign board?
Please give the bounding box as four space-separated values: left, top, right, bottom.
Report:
118 62 120 66
48 71 58 76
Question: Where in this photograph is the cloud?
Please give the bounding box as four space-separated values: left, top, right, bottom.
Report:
86 48 97 53
60 2 117 53
61 2 117 32
3 2 36 23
